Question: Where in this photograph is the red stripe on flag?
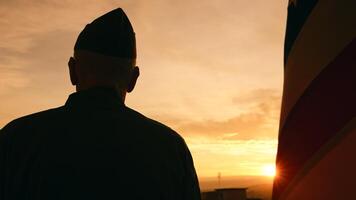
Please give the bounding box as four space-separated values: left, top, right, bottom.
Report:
273 39 356 200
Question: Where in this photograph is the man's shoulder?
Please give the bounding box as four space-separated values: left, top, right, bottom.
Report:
125 107 185 143
0 106 65 137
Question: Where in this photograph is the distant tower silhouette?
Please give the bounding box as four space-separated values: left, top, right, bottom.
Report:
217 172 221 188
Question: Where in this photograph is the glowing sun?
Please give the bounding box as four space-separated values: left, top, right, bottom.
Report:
262 164 277 177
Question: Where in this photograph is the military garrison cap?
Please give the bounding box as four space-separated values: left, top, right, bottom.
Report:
74 8 136 59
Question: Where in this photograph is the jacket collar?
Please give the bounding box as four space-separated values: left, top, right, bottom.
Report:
65 87 125 109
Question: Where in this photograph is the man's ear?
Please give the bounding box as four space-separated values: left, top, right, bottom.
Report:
68 57 78 86
127 66 140 93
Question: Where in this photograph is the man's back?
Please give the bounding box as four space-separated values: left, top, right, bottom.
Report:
0 88 200 200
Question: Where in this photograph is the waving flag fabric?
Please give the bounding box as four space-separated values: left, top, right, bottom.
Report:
273 0 356 199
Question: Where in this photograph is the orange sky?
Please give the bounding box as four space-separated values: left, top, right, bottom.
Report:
0 0 288 177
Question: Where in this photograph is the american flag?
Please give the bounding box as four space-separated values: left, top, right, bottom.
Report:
273 0 356 199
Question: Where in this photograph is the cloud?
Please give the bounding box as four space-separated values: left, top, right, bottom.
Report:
171 89 281 140
0 47 31 96
132 0 287 73
0 67 29 93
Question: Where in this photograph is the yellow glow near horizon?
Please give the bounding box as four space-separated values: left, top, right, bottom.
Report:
262 164 277 177
187 138 278 177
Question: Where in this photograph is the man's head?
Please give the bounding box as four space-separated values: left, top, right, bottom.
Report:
68 8 139 99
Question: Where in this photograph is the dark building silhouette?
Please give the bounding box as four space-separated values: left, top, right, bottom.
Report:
202 188 248 200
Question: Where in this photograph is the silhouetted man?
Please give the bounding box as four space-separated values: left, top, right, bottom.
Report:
0 8 201 200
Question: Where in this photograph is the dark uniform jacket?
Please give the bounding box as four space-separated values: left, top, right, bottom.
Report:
0 87 201 200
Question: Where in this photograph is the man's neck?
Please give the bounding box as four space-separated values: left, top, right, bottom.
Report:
76 85 126 104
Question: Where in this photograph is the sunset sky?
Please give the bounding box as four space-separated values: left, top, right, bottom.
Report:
0 0 288 177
